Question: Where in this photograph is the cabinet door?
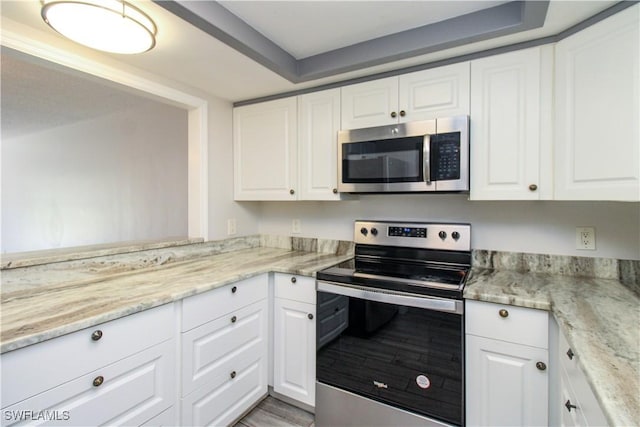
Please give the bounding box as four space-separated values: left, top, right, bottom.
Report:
555 5 639 201
298 89 341 200
470 46 553 200
234 97 298 200
273 298 316 407
2 340 175 427
341 77 399 129
466 335 548 427
398 62 470 122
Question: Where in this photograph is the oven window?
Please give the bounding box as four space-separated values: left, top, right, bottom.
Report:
342 136 423 183
316 291 463 426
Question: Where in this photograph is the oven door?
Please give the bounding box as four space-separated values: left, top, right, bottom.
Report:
316 281 464 426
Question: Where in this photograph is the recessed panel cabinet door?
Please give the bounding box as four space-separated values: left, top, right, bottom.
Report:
234 97 298 200
273 298 316 407
341 77 399 129
555 5 639 201
470 46 553 200
466 335 549 427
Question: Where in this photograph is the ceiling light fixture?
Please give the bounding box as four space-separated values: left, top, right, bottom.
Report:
41 0 157 54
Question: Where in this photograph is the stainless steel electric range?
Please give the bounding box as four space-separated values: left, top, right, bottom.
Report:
315 220 471 427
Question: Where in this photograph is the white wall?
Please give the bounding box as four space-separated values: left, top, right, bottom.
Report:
256 195 640 260
1 101 188 253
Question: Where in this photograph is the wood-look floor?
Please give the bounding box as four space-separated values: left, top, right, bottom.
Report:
234 396 315 427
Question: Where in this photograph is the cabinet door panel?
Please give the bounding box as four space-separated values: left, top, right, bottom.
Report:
555 5 639 200
399 62 470 122
466 335 548 427
341 77 398 129
234 97 298 200
273 298 316 406
470 47 550 200
2 340 175 427
298 89 341 200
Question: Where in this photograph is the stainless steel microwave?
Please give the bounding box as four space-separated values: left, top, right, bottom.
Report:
338 116 469 193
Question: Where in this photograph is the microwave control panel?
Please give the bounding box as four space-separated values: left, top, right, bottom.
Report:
431 132 461 181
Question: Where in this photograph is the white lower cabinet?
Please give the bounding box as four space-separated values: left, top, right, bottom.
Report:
0 304 175 427
273 274 316 407
179 275 269 426
465 300 549 426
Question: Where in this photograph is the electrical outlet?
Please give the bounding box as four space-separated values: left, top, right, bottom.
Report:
576 227 596 250
292 219 301 234
227 218 237 236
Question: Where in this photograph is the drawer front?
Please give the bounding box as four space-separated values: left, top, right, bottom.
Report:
181 353 267 427
1 339 175 427
274 273 316 304
182 274 268 332
558 332 608 426
466 300 548 348
182 299 268 397
1 303 174 408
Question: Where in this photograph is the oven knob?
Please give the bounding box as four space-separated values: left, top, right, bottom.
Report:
438 231 447 240
360 227 368 236
370 227 378 236
452 231 460 240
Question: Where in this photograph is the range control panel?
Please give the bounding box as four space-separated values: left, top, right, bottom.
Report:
355 220 471 251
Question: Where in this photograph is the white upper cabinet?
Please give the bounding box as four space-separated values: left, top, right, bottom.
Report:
341 62 470 129
234 97 298 201
298 89 341 200
554 5 639 201
470 46 554 200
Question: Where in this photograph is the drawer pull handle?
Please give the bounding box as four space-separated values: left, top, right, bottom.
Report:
291 277 297 283
231 286 237 294
231 316 237 323
536 361 547 371
93 376 104 387
567 348 574 360
230 371 237 379
565 400 577 412
499 309 509 318
91 330 103 341
308 313 314 320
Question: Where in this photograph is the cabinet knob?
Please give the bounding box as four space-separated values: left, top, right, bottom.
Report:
231 315 237 323
290 189 295 195
231 286 237 294
499 309 509 318
333 188 338 194
308 313 314 320
91 330 103 341
536 361 547 371
566 348 574 360
291 276 297 283
230 371 237 379
565 400 577 412
390 111 397 118
529 184 538 191
93 376 104 387
399 110 406 117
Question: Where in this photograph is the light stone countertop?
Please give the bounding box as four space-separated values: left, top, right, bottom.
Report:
1 242 637 426
465 268 640 427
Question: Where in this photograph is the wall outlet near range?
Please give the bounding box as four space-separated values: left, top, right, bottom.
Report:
292 219 301 234
576 227 596 250
227 218 237 235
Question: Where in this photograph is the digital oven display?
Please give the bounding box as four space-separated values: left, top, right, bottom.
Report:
388 227 427 238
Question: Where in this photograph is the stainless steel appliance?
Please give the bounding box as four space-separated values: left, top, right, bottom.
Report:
338 116 469 193
315 220 471 427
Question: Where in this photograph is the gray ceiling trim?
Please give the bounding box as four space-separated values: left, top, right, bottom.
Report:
233 1 634 107
154 0 549 84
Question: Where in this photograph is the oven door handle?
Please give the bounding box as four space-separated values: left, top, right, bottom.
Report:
317 280 463 315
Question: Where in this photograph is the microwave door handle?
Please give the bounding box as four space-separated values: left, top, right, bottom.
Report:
423 134 431 185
